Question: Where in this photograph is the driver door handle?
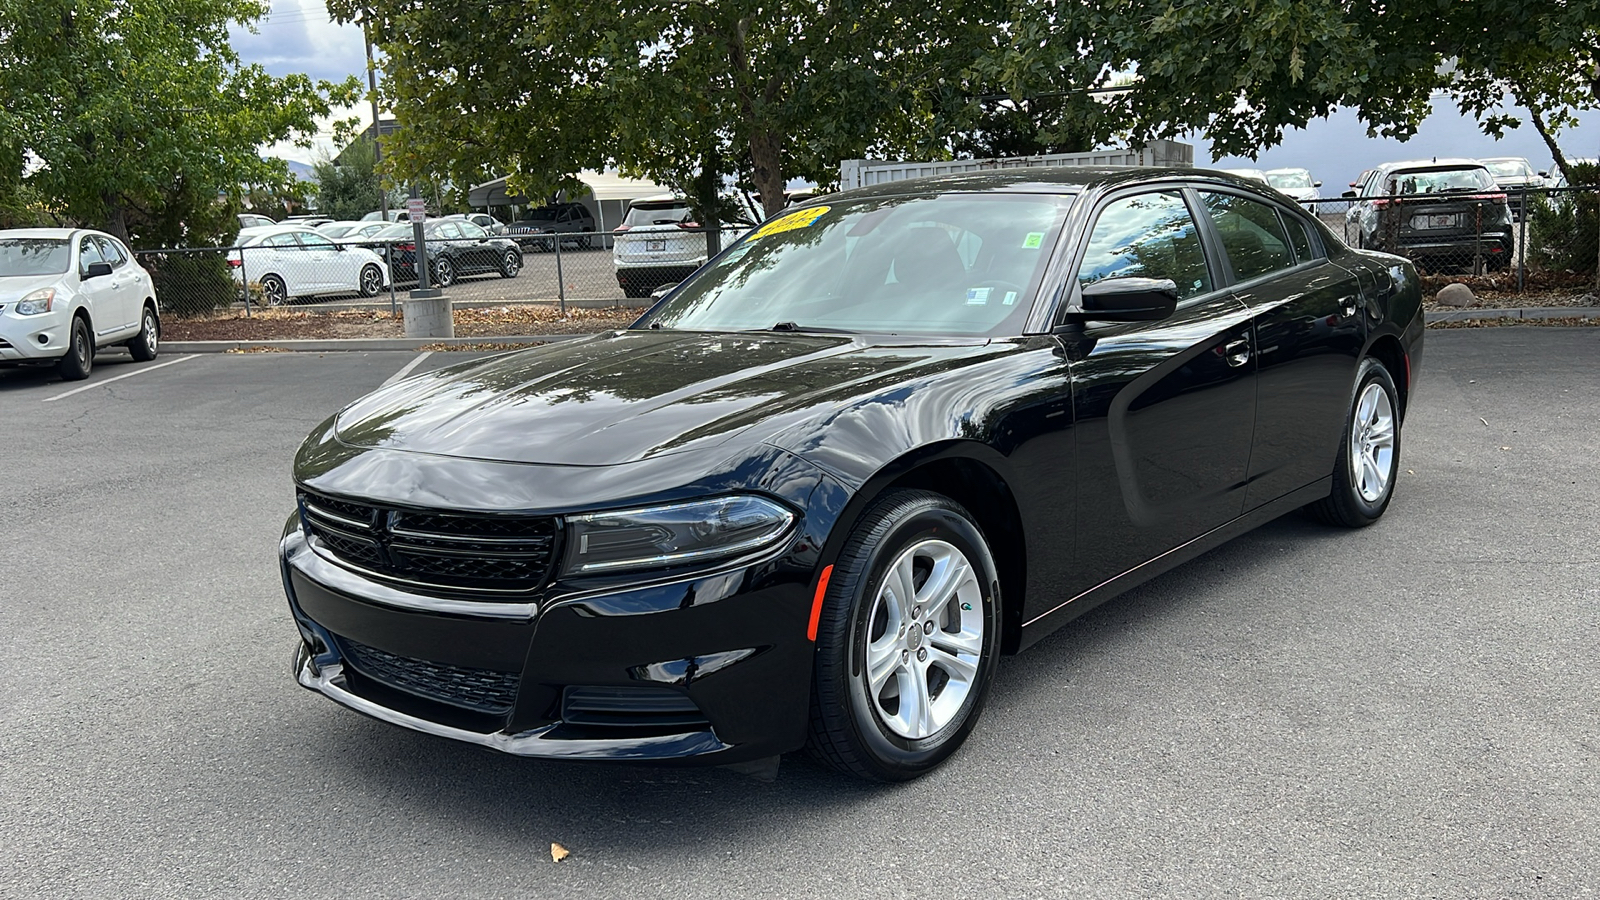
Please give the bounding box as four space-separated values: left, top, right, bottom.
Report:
1223 338 1251 368
1340 295 1359 318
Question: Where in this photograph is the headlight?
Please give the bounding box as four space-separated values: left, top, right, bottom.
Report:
15 288 55 315
563 496 796 575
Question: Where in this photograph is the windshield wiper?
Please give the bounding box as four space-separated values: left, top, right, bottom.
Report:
766 322 856 334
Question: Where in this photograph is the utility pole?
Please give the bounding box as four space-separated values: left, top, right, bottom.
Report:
363 18 387 222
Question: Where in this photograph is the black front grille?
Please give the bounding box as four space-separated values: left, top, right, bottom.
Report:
561 686 710 729
299 491 558 593
339 637 520 714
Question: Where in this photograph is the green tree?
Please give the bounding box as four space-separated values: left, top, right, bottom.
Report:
314 137 385 222
0 0 360 247
333 0 1015 226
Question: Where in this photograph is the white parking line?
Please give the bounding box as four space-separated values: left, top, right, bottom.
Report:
380 350 433 388
42 354 199 403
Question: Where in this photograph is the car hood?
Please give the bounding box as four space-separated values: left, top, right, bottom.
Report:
0 273 68 302
333 330 993 466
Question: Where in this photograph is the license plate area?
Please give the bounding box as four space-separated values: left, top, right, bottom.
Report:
1411 214 1460 230
646 239 666 252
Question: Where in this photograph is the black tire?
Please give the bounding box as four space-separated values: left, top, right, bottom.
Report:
56 315 93 381
433 256 455 288
1308 357 1401 527
358 263 384 297
807 489 1002 782
126 303 159 362
499 249 521 278
260 274 287 308
621 278 649 299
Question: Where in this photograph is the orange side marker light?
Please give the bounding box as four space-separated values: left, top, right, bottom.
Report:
806 565 834 642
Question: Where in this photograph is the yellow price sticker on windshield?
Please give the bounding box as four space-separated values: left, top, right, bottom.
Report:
750 206 830 240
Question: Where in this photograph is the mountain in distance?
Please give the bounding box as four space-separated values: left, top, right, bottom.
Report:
265 157 318 182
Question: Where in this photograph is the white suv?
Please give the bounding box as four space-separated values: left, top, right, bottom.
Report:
613 196 750 298
0 228 160 380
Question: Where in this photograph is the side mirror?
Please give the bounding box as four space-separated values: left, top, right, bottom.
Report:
84 262 114 279
650 282 681 301
1539 171 1549 179
1313 181 1323 187
1059 277 1179 326
1341 190 1357 198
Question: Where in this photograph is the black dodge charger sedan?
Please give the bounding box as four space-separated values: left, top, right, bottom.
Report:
282 168 1423 782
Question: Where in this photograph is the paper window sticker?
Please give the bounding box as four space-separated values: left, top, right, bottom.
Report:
750 206 831 240
1022 232 1044 249
1002 291 1018 305
966 287 991 305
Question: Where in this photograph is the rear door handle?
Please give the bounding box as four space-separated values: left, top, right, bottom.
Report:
1223 338 1251 367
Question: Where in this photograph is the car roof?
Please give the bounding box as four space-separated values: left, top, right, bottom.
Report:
1375 158 1487 173
810 166 1284 204
1479 156 1532 164
0 227 90 240
630 194 688 206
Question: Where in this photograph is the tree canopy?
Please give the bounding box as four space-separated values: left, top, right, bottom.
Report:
341 0 1600 225
0 0 359 247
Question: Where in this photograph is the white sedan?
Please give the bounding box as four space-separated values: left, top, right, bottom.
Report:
232 226 391 306
0 228 160 380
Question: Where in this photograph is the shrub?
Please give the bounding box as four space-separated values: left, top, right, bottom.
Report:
1529 162 1600 275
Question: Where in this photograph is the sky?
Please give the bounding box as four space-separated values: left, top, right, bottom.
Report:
232 0 1600 190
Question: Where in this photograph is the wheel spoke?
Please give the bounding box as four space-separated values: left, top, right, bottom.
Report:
866 636 902 697
927 626 982 658
927 645 979 685
907 662 934 737
884 554 916 624
917 552 972 621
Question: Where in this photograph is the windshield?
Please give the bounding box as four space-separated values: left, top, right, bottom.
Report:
1390 168 1496 194
372 224 414 240
520 210 558 222
1267 171 1314 189
639 192 1073 337
625 203 692 227
1484 159 1534 178
0 238 71 276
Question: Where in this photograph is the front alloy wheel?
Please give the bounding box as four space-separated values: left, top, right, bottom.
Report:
808 489 1000 782
433 256 455 288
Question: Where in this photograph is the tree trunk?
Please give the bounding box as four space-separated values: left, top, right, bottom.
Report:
1516 81 1571 183
101 200 130 246
749 130 787 219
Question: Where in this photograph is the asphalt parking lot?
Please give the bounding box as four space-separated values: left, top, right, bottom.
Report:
2 328 1597 898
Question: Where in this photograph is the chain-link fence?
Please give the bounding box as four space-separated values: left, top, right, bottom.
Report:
136 226 739 317
1308 185 1600 294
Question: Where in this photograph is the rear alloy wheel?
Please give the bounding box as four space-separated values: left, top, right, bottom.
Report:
358 263 384 297
433 256 455 288
808 489 1001 782
499 249 521 278
260 274 287 307
126 305 159 361
56 316 93 381
1309 357 1401 527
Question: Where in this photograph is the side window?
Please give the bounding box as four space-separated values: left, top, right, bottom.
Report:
264 233 300 248
297 234 336 251
436 222 463 240
1077 191 1211 300
94 236 129 268
459 222 488 239
1285 215 1315 261
1199 192 1295 281
79 236 105 276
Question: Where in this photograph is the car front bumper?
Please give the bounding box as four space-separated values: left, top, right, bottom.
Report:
281 518 817 764
0 307 71 361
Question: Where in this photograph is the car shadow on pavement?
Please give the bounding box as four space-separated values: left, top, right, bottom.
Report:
0 349 143 393
285 511 1347 856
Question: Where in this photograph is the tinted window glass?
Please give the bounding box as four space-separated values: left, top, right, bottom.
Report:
0 238 70 275
1286 214 1314 261
1386 167 1495 194
78 236 105 274
459 222 488 239
436 222 464 239
94 236 128 268
625 203 692 227
1200 192 1295 281
1078 191 1211 300
643 192 1073 336
1266 171 1314 189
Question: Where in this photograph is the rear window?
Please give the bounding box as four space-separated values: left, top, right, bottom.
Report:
1484 160 1534 178
624 202 692 227
1388 168 1495 194
0 238 70 276
1266 171 1314 189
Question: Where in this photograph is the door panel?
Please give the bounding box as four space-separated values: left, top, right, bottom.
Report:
1071 294 1257 587
1236 260 1365 507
